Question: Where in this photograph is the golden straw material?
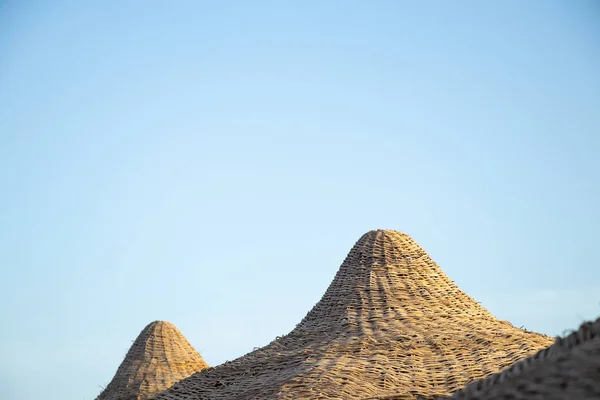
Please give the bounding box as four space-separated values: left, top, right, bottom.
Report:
151 230 554 400
436 317 600 400
97 321 209 400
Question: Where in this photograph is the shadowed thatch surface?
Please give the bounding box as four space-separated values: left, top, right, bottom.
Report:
97 321 208 400
438 317 600 400
151 230 554 400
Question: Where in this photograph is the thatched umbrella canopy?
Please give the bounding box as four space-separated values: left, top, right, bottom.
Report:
438 317 600 400
97 321 208 400
151 230 553 400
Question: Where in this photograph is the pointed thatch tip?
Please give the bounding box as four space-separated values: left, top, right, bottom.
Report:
362 229 408 237
144 320 175 329
96 320 208 400
358 229 414 243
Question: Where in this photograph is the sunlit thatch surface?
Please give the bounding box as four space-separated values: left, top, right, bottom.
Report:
151 230 553 399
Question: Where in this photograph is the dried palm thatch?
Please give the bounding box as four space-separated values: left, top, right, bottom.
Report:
437 317 600 400
151 230 554 400
97 321 209 400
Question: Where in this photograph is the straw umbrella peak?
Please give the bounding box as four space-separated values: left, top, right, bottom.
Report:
96 320 208 400
151 230 554 400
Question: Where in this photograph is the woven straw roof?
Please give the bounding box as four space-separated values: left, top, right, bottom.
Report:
151 230 554 400
438 316 600 400
97 321 208 400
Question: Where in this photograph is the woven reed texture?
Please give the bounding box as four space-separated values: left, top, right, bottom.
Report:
97 321 209 400
151 230 554 400
436 317 600 400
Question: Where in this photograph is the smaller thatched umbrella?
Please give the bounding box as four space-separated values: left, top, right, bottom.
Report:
440 316 600 400
96 321 208 400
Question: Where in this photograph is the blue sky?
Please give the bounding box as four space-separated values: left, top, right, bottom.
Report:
1 1 599 399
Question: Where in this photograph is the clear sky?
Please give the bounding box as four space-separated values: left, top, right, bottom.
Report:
1 1 599 399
